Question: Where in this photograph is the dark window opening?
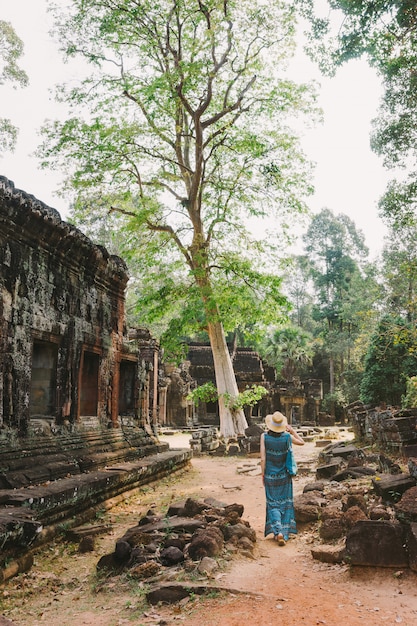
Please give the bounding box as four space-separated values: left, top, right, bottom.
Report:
80 351 99 416
118 361 136 415
30 340 58 416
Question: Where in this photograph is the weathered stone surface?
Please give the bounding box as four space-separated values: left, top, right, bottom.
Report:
187 526 225 560
78 536 95 553
146 583 208 605
303 481 327 493
320 504 343 521
160 546 184 566
129 515 206 537
294 502 321 523
406 522 417 572
328 444 363 459
395 485 417 523
311 543 346 564
320 518 345 540
316 462 342 479
369 506 391 521
197 556 218 575
342 494 368 514
372 474 416 502
130 561 161 580
0 509 42 549
341 505 368 529
345 520 409 567
332 467 375 482
222 522 256 543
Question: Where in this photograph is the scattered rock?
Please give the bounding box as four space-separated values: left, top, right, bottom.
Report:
78 536 95 553
311 542 346 564
130 561 161 580
197 556 218 575
345 520 409 567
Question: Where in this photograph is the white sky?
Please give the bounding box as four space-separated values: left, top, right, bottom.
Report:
1 1 390 258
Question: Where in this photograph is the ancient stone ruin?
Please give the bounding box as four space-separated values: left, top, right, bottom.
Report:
297 423 417 571
0 177 191 580
95 496 256 605
166 342 323 429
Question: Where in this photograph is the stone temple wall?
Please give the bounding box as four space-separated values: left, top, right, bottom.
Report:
0 176 135 435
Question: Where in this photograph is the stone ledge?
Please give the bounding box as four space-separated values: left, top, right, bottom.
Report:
0 448 192 574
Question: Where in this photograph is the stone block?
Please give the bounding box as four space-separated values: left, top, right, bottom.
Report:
320 518 345 540
311 542 346 564
407 522 417 572
345 520 409 567
372 473 416 502
316 461 342 480
395 486 417 523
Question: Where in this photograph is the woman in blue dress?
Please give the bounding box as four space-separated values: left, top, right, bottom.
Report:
260 411 304 545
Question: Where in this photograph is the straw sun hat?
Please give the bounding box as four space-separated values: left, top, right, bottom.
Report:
265 411 288 433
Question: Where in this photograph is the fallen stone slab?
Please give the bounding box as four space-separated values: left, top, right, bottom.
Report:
0 509 43 549
332 466 376 482
407 523 417 572
372 473 416 502
146 582 263 605
316 461 342 480
345 520 409 567
121 516 206 543
311 542 346 564
315 440 333 448
66 523 112 541
327 444 362 459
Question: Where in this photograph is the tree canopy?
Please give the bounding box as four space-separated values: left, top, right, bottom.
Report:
39 0 318 436
300 0 417 229
0 20 28 153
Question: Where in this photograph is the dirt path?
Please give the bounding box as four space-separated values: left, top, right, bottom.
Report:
2 432 417 625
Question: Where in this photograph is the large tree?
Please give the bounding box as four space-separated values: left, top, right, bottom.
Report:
39 0 316 437
0 20 28 153
303 208 373 411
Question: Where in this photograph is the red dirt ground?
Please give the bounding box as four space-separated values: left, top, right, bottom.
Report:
2 432 417 626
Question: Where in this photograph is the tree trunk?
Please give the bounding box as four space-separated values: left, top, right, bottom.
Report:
329 355 335 418
207 320 248 438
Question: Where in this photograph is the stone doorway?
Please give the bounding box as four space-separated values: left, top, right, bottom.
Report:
79 350 99 417
29 340 58 417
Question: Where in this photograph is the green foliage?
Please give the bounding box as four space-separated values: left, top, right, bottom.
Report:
224 385 268 411
40 1 319 368
262 324 314 382
301 208 379 398
360 316 417 406
321 388 347 419
0 20 28 153
187 383 268 412
187 382 218 406
402 376 417 408
300 1 417 230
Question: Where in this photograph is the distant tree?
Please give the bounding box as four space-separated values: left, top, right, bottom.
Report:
0 20 28 153
263 324 314 382
360 316 417 407
303 208 371 411
40 0 317 438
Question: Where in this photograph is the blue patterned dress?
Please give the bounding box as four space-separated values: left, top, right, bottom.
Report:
263 431 297 540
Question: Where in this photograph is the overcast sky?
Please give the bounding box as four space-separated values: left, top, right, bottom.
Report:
1 1 389 258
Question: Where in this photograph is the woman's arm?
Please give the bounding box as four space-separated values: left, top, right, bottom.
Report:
287 425 305 446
